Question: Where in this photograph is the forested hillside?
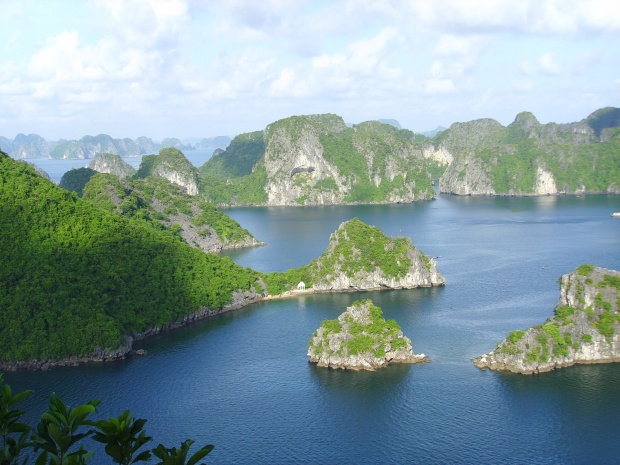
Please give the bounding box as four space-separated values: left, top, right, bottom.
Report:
436 107 620 195
0 151 264 363
199 114 438 206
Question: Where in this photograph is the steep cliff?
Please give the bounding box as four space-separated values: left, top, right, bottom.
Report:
135 148 199 195
307 299 427 370
308 218 444 291
200 114 436 206
437 108 620 196
87 153 136 178
473 265 620 374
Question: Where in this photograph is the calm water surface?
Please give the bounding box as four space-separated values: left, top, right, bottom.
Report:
5 192 620 464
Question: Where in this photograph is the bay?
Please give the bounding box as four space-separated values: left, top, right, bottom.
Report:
4 194 620 464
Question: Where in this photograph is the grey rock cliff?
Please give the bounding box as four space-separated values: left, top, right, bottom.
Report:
473 266 620 374
307 218 445 292
308 300 427 370
87 153 136 178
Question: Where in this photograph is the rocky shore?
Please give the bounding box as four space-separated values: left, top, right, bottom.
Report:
308 300 427 370
473 265 620 374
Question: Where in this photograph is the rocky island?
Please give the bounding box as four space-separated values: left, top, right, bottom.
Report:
473 265 620 374
264 217 445 295
308 299 427 370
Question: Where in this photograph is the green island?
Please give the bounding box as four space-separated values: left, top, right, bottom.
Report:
307 299 427 370
437 107 620 195
199 114 437 206
0 151 442 369
473 264 620 374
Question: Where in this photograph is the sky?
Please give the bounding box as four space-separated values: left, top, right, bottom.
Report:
1 0 619 141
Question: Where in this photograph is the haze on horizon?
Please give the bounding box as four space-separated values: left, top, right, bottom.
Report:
1 0 619 141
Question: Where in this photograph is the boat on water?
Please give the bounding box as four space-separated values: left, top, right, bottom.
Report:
611 212 620 217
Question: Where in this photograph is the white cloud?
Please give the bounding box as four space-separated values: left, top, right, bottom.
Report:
538 52 560 75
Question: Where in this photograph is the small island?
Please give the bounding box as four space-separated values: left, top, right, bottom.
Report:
307 299 427 370
473 265 620 374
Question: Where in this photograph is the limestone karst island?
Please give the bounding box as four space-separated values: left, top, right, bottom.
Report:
0 150 443 371
473 265 620 374
308 299 427 370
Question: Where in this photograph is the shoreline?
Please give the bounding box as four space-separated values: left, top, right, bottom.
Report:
0 282 444 372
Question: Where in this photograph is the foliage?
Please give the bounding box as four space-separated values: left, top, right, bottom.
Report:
0 374 32 465
83 174 257 248
198 114 435 205
152 440 213 465
199 131 264 178
0 377 213 465
133 148 197 181
577 264 595 276
310 300 409 359
0 152 264 361
92 410 152 465
506 330 525 343
439 109 620 194
263 266 312 295
598 274 620 290
308 218 414 281
31 394 100 465
59 168 98 197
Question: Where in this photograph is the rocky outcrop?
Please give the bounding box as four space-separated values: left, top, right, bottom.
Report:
136 148 199 195
436 108 620 196
202 114 436 206
473 265 620 374
87 153 136 178
308 299 427 370
307 218 445 291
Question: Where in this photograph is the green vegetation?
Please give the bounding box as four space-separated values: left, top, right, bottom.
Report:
59 168 98 196
598 274 620 290
489 265 620 370
577 264 595 276
439 108 620 195
308 218 414 281
199 131 264 178
134 148 197 180
0 151 264 361
0 374 213 465
309 300 409 359
82 173 257 249
507 330 526 343
199 114 435 205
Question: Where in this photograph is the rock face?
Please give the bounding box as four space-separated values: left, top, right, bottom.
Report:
136 148 199 195
436 108 620 196
308 299 427 370
307 218 445 291
87 153 136 178
201 114 436 206
473 265 620 374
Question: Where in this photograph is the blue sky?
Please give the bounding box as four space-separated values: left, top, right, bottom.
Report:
1 0 619 141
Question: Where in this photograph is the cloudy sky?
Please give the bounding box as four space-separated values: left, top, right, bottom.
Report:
1 0 619 141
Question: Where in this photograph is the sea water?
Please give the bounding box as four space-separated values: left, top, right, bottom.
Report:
4 189 620 464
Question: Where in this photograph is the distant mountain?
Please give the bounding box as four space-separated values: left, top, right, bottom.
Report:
376 119 402 129
0 134 228 160
195 136 232 152
417 126 446 138
430 107 620 196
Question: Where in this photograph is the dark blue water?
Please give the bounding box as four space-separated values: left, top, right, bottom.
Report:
5 194 620 464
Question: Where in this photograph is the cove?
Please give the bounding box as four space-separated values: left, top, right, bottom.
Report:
5 193 620 464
